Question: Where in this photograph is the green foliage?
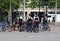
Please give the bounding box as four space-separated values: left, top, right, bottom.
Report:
28 0 38 8
0 0 20 10
11 0 19 9
48 1 55 8
0 0 60 10
57 0 60 8
26 0 60 8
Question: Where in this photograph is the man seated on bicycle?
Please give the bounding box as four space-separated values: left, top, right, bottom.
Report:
19 16 23 27
43 16 48 29
3 21 9 32
27 16 32 32
33 14 39 32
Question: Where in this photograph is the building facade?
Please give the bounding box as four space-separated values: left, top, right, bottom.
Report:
17 8 60 23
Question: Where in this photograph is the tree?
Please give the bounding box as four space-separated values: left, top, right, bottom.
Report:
28 0 38 8
0 0 20 26
57 0 60 8
2 0 19 10
26 0 60 8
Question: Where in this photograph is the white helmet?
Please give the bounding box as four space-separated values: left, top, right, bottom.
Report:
20 16 23 19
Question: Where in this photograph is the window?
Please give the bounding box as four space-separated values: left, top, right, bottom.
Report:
57 11 60 14
48 12 55 14
47 16 51 17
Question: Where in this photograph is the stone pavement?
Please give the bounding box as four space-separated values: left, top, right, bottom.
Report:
49 24 60 32
0 24 60 41
0 32 60 41
39 24 60 32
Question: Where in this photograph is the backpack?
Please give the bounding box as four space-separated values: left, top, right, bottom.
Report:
27 19 32 24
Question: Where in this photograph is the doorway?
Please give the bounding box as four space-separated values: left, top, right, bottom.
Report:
38 12 44 22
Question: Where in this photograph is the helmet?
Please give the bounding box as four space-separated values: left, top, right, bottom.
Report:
20 16 23 19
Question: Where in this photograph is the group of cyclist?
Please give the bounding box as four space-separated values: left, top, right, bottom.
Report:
26 14 39 32
12 14 49 32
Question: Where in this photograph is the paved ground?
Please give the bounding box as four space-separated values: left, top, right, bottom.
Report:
0 32 60 41
0 24 60 41
49 24 60 32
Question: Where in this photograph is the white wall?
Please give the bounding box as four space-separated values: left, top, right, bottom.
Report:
48 14 60 22
56 14 60 22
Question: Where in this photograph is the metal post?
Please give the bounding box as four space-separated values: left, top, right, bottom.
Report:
55 0 57 25
45 2 48 17
39 0 40 14
46 5 47 16
23 0 25 21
